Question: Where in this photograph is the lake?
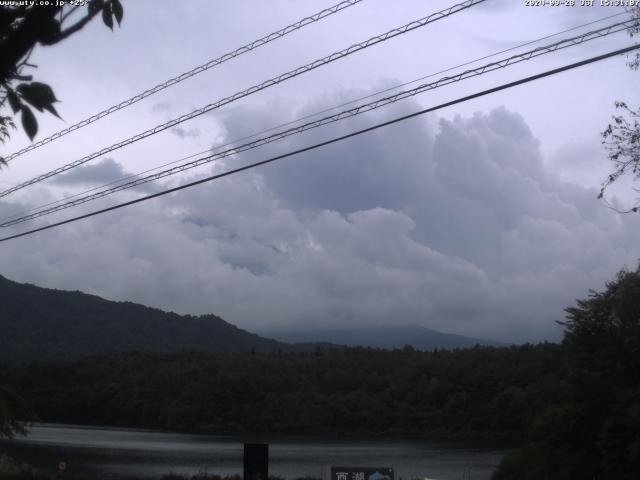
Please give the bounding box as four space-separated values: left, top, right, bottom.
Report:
0 424 507 480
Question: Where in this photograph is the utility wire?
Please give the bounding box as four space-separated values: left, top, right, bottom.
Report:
1 0 364 163
1 44 637 244
0 10 626 225
0 10 628 167
0 0 486 199
197 10 628 150
0 18 633 228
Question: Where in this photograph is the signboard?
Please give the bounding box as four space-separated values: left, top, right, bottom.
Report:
244 443 268 480
331 467 394 480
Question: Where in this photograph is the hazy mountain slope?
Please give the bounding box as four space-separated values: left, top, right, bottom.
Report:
261 325 505 350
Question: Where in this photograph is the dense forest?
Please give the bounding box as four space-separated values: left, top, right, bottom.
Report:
1 344 564 440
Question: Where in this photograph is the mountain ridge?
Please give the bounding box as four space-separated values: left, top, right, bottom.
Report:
0 274 503 360
0 274 286 360
260 324 505 350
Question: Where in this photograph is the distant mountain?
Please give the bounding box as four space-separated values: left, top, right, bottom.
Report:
0 274 504 361
260 325 505 351
0 275 287 361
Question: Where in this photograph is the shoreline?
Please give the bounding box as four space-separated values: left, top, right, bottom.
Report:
0 424 507 480
6 422 520 449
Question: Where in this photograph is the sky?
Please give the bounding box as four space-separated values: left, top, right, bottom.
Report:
0 0 639 343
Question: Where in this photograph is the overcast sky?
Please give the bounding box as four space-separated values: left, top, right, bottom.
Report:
0 0 638 342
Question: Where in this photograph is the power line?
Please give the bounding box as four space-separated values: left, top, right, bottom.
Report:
1 11 626 225
203 10 629 150
0 0 486 199
1 44 637 244
1 0 364 163
1 18 632 227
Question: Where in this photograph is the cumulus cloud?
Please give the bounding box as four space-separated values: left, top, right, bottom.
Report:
0 177 493 338
51 158 132 186
546 141 608 188
151 102 171 113
171 126 201 139
1 86 638 344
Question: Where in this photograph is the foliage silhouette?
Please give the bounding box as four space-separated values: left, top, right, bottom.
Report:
493 264 640 479
600 6 640 212
0 0 123 162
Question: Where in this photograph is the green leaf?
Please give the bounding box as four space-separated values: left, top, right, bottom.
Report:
102 2 113 30
6 89 21 114
112 0 123 25
20 105 38 141
16 82 59 113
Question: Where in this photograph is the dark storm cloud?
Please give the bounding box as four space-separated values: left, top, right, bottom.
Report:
49 158 157 194
219 88 436 214
204 87 639 340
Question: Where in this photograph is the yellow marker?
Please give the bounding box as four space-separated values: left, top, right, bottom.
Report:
58 462 66 473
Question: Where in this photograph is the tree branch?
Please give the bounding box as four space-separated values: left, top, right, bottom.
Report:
0 6 62 85
54 7 102 43
60 4 81 24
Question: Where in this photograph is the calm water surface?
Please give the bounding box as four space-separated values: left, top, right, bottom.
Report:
0 424 507 480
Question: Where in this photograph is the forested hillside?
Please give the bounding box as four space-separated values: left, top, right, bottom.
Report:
0 275 498 359
0 275 285 359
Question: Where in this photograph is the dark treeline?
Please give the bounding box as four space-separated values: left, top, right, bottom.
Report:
1 344 565 440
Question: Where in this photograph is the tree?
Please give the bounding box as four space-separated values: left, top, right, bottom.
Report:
600 6 640 212
0 384 30 438
0 0 124 164
561 264 640 476
493 263 640 479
